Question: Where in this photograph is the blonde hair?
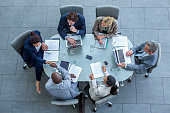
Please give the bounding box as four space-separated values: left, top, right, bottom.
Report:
103 17 114 26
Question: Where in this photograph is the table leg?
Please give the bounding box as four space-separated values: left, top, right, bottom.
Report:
79 92 85 113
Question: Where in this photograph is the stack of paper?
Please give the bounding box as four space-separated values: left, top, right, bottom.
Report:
43 39 60 61
112 36 128 47
90 62 105 78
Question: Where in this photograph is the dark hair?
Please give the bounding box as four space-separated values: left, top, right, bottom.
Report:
51 72 62 84
110 85 118 95
106 75 116 86
66 12 78 22
146 41 158 53
30 34 41 44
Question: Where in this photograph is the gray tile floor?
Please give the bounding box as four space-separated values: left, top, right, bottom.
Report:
0 0 170 113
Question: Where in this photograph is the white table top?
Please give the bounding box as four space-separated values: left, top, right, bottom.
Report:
43 34 134 82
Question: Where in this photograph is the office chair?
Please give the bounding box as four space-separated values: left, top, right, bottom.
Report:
11 30 33 69
145 43 161 77
51 99 78 108
60 5 83 16
93 94 114 112
96 5 120 20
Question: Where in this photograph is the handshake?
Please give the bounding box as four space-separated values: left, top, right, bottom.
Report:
45 61 58 68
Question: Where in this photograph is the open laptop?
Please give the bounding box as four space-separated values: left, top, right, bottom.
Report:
113 47 131 64
66 35 82 49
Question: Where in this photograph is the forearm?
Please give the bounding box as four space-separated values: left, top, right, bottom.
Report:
89 79 97 88
57 66 70 79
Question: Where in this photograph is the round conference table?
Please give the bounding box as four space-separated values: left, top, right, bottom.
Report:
43 34 134 85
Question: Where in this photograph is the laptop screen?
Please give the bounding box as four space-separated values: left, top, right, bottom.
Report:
118 49 125 63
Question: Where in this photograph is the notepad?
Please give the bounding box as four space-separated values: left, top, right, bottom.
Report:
43 39 60 61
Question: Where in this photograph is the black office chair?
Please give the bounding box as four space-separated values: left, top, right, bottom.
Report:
145 43 161 77
11 30 33 69
60 5 83 16
96 5 120 20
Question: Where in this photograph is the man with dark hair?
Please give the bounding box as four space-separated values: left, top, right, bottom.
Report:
23 30 53 94
45 63 79 100
57 12 86 45
117 41 158 75
84 66 119 102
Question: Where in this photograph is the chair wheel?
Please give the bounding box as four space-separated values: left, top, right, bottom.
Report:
127 79 131 82
144 74 149 78
93 106 97 112
23 66 26 69
109 104 112 107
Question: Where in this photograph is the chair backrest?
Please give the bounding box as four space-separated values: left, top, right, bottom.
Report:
96 5 120 20
51 99 78 106
60 5 83 16
95 94 114 105
147 43 161 73
11 30 32 54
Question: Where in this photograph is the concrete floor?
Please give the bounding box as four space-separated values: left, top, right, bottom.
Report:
0 0 170 113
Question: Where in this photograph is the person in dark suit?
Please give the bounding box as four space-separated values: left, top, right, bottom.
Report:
23 30 53 94
57 12 86 45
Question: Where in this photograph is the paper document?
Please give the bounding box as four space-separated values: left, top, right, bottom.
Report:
90 62 105 78
69 65 82 82
112 36 128 47
43 51 59 61
43 39 60 61
45 40 59 51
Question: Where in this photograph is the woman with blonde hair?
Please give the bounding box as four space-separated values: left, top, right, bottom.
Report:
92 16 118 44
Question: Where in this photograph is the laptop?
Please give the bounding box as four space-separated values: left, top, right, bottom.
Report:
66 35 82 49
113 47 131 64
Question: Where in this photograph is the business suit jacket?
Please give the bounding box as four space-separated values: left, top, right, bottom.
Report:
57 12 86 39
45 66 79 100
22 30 46 64
125 42 158 74
92 16 118 38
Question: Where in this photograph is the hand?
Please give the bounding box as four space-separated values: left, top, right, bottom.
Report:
102 66 106 72
99 39 103 44
70 26 77 33
70 74 76 78
49 62 58 68
67 37 76 45
89 73 94 80
41 43 48 51
96 35 106 40
117 63 126 68
126 50 133 56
